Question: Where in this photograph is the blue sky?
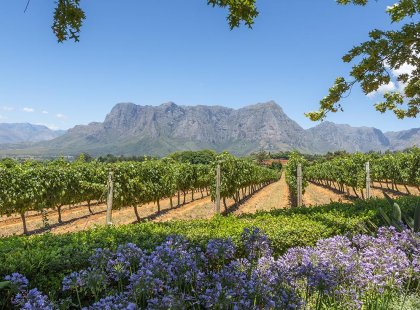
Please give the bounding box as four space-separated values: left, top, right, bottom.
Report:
0 0 418 132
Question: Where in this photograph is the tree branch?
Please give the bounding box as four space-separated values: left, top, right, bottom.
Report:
24 0 31 13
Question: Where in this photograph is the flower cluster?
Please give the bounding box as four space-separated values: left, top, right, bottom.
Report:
3 226 419 309
240 227 272 261
88 293 136 310
4 273 53 310
4 273 29 291
205 237 236 262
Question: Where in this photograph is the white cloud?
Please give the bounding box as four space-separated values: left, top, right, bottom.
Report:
1 106 14 112
386 3 399 12
367 81 396 97
367 60 416 99
377 81 396 92
45 124 59 130
390 63 415 92
35 123 60 130
42 110 49 114
0 114 5 120
56 113 66 119
392 63 415 76
23 107 35 113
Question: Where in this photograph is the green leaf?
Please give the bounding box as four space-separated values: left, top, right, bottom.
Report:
0 281 10 289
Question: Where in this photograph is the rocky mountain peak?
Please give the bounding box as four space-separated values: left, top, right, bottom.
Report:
1 101 418 156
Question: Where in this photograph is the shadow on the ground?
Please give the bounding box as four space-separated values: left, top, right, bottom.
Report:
309 181 359 201
25 194 211 235
28 209 107 235
371 185 410 196
222 182 274 215
131 194 211 223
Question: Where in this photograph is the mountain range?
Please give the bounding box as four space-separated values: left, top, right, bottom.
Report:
0 123 65 144
0 101 418 157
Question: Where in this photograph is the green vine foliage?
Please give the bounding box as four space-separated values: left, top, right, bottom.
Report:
306 153 369 193
210 152 279 203
285 151 308 196
286 148 420 200
0 154 277 234
305 148 420 196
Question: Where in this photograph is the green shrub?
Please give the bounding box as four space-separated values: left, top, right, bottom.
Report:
0 196 419 299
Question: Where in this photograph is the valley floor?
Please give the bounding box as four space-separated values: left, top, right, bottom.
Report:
0 173 418 237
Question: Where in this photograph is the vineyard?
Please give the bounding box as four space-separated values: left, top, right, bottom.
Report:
1 150 420 309
285 148 420 203
1 149 420 236
0 153 279 235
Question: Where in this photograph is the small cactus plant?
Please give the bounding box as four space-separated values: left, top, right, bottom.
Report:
392 202 402 223
380 192 420 232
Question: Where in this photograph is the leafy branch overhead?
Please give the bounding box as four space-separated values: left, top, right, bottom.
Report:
52 0 85 42
49 1 418 120
207 0 259 29
306 0 420 121
50 0 258 43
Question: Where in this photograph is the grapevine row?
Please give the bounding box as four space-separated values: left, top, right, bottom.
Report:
0 153 278 234
285 148 420 202
210 153 280 211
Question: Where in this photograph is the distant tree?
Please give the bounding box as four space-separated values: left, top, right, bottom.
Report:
270 151 291 160
269 161 282 171
76 152 93 162
97 154 117 163
253 149 269 164
325 150 349 160
168 150 217 165
306 0 420 121
97 154 154 163
25 0 257 42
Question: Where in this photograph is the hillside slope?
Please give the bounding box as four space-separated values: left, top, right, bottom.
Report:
0 123 65 144
1 101 418 156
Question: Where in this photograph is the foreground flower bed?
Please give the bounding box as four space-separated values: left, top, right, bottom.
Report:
1 196 419 296
2 227 419 309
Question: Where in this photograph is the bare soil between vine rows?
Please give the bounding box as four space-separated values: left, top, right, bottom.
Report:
0 174 418 237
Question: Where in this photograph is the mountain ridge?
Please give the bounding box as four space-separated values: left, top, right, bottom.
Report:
0 123 65 144
1 101 418 157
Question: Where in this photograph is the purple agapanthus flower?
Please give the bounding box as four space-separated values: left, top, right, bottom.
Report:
13 288 54 310
5 272 29 291
5 226 419 309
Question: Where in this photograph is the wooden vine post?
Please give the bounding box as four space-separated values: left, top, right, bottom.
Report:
106 171 114 225
215 164 221 214
365 161 371 199
297 163 302 207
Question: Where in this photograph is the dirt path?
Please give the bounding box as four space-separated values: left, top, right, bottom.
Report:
154 197 215 222
157 174 292 220
303 182 352 205
233 172 290 214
